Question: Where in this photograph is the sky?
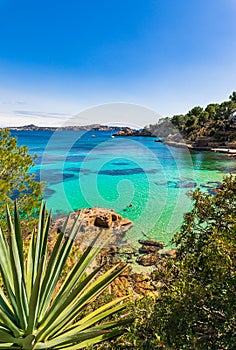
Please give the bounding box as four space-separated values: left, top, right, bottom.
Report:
0 0 235 127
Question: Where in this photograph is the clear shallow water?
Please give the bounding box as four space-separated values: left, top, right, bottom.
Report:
11 130 236 246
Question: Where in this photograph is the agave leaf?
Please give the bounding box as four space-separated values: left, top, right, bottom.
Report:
0 330 16 342
33 202 47 283
26 258 45 335
53 297 126 342
37 212 83 319
36 263 103 340
51 299 128 343
0 226 16 313
13 202 24 274
64 296 128 332
35 328 123 349
53 233 102 301
36 230 64 318
37 263 127 340
0 309 22 338
0 265 19 326
55 328 123 350
37 213 71 315
0 226 13 286
40 234 104 325
25 228 36 300
0 203 130 348
0 289 15 323
6 205 28 330
0 344 17 349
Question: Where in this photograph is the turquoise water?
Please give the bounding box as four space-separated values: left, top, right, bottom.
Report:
11 130 236 246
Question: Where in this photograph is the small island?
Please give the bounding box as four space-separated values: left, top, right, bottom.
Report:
112 127 156 137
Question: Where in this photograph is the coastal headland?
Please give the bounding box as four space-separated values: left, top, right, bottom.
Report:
51 207 177 296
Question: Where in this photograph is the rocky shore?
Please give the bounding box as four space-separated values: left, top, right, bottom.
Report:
158 138 236 156
51 207 177 296
113 127 156 137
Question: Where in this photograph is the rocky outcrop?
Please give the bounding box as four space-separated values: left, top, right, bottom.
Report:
138 239 165 249
51 210 178 296
139 245 159 254
136 239 166 267
113 128 156 137
94 213 113 228
175 181 197 188
136 253 159 266
51 207 133 248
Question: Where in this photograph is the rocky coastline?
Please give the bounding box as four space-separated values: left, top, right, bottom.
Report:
113 127 156 137
155 136 236 156
164 140 236 155
51 207 177 296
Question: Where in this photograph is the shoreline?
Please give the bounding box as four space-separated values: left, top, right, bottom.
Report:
162 140 236 156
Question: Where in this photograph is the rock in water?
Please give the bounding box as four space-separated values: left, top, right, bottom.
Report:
139 245 159 254
136 253 159 266
138 239 165 248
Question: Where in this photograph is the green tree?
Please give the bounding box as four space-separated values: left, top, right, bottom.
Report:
0 129 42 221
152 175 236 349
229 91 236 103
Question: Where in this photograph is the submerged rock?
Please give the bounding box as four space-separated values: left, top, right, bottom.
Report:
159 248 178 259
200 181 222 189
175 181 197 188
136 253 159 266
139 245 159 254
138 239 165 249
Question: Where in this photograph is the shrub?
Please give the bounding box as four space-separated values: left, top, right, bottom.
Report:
0 202 131 349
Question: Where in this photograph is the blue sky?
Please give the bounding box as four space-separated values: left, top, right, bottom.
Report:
0 0 235 126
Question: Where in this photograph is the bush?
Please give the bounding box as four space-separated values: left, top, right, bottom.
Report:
152 175 236 349
0 129 42 223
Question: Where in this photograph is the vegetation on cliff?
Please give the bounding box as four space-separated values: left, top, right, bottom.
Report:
0 125 235 349
147 92 236 143
151 175 236 349
93 175 236 349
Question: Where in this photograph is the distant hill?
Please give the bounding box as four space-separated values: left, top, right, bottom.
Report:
6 124 120 131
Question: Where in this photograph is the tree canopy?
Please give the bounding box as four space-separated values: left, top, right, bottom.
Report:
151 175 236 349
0 128 42 221
148 92 236 142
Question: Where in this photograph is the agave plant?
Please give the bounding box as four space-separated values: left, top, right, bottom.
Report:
0 202 130 349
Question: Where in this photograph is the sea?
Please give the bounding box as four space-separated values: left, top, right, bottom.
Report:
11 129 236 247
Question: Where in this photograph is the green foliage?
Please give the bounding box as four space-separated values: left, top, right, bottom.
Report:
89 176 236 349
229 91 236 103
0 129 42 222
148 93 236 141
89 296 162 350
151 175 236 349
0 202 131 349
